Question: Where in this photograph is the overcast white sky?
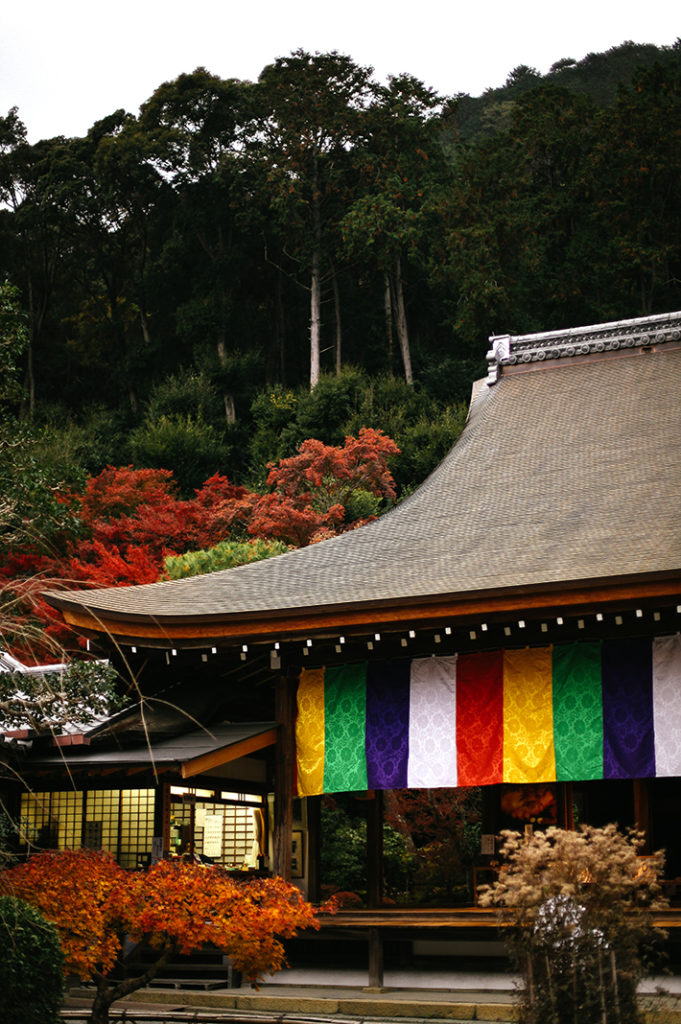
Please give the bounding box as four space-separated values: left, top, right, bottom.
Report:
3 0 679 143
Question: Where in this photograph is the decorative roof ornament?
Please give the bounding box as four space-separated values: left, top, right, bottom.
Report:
485 310 681 385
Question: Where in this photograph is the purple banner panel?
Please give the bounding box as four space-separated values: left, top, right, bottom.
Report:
602 637 655 779
365 660 410 789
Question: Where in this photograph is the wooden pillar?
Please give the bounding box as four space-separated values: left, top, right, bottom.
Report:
307 796 321 902
273 672 296 880
634 779 651 853
161 782 171 857
366 789 384 908
559 781 574 830
365 789 385 989
367 927 384 990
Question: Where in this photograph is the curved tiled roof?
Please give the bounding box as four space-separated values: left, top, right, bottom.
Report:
45 315 681 634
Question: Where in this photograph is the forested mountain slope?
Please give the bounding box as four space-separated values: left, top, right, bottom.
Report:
1 40 680 494
449 39 681 139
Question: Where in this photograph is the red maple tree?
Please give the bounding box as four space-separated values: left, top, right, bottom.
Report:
1 431 400 658
250 429 399 545
5 849 321 1024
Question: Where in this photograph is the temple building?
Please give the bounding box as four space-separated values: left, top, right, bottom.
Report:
4 310 681 964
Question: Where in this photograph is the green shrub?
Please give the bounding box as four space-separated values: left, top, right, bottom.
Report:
0 895 64 1024
165 537 289 579
389 404 468 495
146 368 223 424
248 387 299 476
0 280 29 414
0 423 83 554
129 413 227 494
344 488 382 522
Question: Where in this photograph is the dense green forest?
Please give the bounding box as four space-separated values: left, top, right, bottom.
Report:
1 39 681 660
2 40 681 478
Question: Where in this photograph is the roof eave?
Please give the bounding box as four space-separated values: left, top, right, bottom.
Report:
51 569 681 649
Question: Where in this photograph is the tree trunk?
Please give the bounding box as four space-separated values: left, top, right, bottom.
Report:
391 253 413 385
21 276 37 419
276 270 287 386
383 270 394 376
22 340 35 419
223 394 236 424
140 308 152 346
216 335 236 424
89 979 114 1024
331 265 342 376
88 938 176 1024
127 383 138 416
309 170 322 390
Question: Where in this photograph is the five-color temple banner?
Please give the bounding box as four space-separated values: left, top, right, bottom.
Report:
294 635 681 795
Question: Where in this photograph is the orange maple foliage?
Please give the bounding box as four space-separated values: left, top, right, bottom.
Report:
5 849 321 1024
5 849 123 979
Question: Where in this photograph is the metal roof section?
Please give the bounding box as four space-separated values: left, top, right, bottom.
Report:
43 311 681 640
26 722 278 775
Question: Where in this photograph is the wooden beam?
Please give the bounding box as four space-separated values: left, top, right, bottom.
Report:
181 728 278 779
